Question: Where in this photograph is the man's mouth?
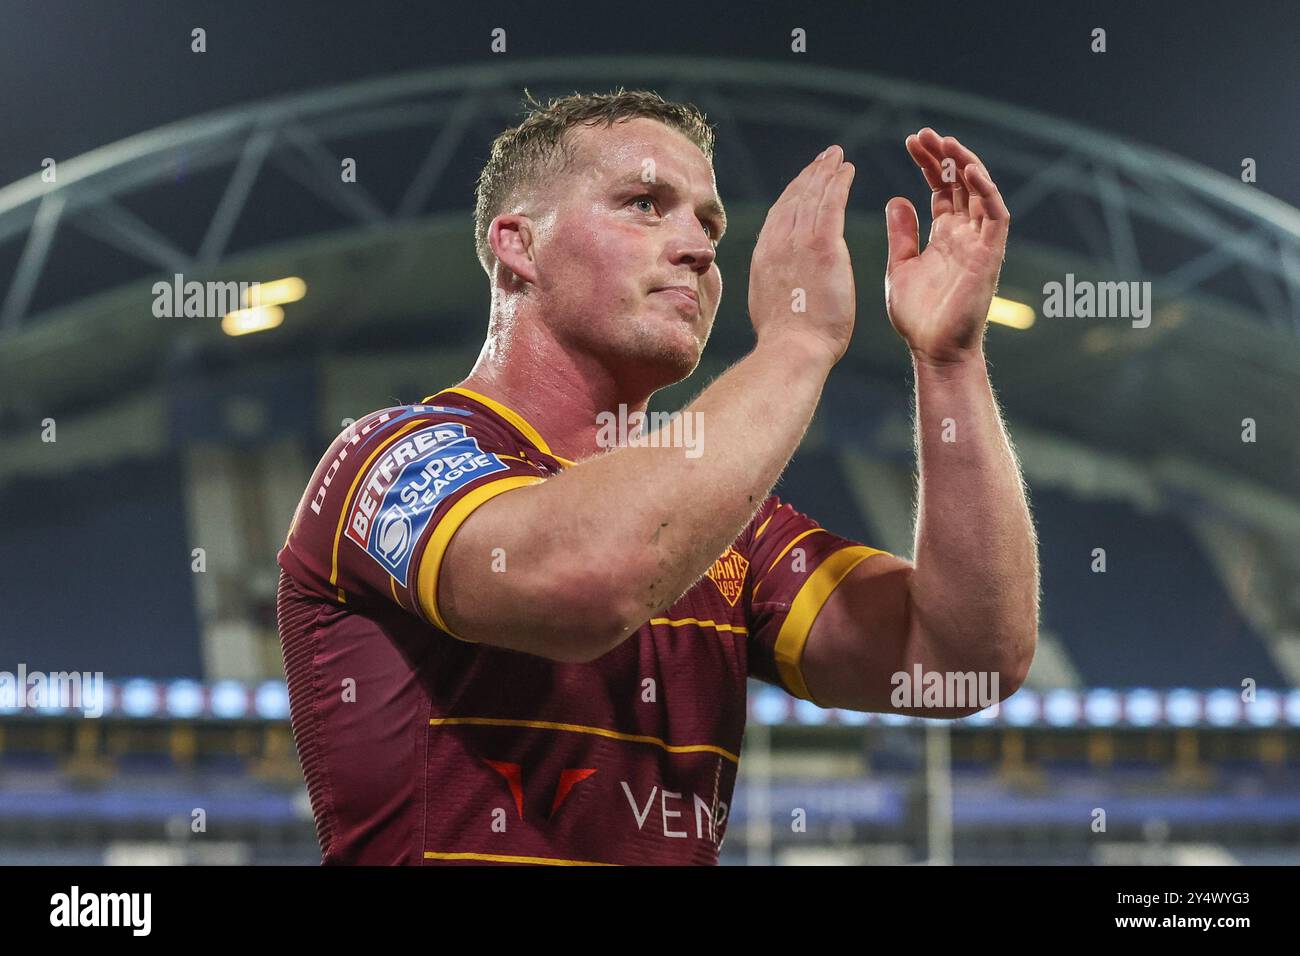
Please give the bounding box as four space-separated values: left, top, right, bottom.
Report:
651 286 699 311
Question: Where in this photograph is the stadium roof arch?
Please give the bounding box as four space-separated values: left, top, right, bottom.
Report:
0 57 1296 503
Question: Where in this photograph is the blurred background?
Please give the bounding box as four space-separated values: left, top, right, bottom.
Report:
1 0 1299 865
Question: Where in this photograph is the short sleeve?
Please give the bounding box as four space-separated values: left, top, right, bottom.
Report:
743 497 891 701
278 403 548 634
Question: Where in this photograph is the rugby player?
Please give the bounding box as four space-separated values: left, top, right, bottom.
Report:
277 90 1039 865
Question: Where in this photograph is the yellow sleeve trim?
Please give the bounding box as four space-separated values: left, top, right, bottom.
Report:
425 850 617 866
428 387 558 459
753 527 827 600
773 544 890 703
414 474 545 639
330 418 429 587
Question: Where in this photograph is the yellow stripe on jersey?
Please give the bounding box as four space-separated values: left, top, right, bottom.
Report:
428 386 576 467
753 513 774 540
424 851 617 866
752 527 828 600
414 474 545 637
648 616 748 635
773 544 889 703
330 418 430 587
429 716 741 763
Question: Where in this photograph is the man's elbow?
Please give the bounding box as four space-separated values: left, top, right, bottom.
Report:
515 557 650 664
915 619 1037 705
997 620 1038 699
909 605 1038 701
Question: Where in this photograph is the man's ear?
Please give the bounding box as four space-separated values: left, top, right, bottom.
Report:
489 214 539 286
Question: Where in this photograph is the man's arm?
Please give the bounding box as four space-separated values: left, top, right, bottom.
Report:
438 147 859 663
801 129 1039 715
801 353 1039 714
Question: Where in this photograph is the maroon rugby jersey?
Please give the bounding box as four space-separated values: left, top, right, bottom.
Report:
277 386 889 865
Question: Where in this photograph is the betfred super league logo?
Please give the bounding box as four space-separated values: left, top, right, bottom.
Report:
345 423 507 585
706 547 749 607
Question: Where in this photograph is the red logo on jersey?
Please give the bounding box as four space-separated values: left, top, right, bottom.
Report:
706 547 749 607
484 761 598 821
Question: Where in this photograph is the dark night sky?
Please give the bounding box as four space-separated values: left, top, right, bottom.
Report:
2 0 1297 206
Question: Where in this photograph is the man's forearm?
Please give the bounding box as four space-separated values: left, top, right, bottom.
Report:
906 351 1039 684
442 331 835 655
575 330 833 623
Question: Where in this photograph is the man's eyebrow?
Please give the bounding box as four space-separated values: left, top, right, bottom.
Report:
612 171 728 236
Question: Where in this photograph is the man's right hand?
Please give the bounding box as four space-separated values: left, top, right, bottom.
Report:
748 145 858 368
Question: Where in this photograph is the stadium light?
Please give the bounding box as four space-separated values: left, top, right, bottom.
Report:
987 296 1035 330
222 304 284 336
246 276 307 307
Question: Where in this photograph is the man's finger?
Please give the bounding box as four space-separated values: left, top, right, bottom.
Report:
814 161 855 238
910 132 955 219
939 134 984 178
938 134 996 210
792 145 843 240
766 146 838 241
905 134 945 191
952 176 968 216
885 196 920 274
965 162 1010 223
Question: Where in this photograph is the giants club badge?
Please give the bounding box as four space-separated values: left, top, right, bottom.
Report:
344 423 507 585
706 547 749 607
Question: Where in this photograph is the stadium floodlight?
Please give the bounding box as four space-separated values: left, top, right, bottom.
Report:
987 296 1035 330
1002 689 1040 726
794 699 830 725
1124 689 1161 727
1244 689 1281 727
166 680 205 719
254 680 291 720
1083 688 1122 726
247 276 307 307
1165 688 1202 727
121 679 161 718
210 680 250 719
1043 689 1081 727
1204 689 1242 727
751 686 789 726
221 304 284 336
1285 690 1300 727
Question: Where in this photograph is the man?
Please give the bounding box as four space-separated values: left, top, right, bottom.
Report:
277 90 1038 865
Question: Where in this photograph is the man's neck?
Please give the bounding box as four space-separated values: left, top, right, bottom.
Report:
457 324 653 463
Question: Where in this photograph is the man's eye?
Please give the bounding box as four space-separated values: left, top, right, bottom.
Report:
632 195 717 242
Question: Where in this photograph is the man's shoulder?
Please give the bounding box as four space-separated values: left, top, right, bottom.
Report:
343 393 495 444
278 391 545 601
302 396 525 513
737 494 789 549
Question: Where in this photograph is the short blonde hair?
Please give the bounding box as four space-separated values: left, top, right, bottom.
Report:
473 87 716 277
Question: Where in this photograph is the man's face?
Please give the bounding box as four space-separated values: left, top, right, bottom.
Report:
524 117 726 392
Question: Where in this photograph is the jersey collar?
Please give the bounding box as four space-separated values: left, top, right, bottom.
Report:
424 386 576 468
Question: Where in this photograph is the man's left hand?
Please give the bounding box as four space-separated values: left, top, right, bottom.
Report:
883 128 1010 367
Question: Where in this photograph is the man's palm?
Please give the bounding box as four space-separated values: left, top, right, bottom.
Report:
884 128 1010 365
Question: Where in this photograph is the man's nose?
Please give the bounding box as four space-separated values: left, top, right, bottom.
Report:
670 228 716 272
